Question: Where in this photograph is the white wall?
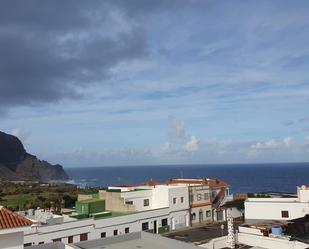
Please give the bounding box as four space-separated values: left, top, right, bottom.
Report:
199 236 227 249
24 206 189 245
298 187 309 202
121 190 153 211
0 232 23 249
238 232 309 249
245 201 309 220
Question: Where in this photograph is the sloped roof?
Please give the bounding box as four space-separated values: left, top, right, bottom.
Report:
0 206 32 229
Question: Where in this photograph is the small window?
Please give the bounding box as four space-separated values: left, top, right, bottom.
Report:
24 243 32 247
192 213 196 220
101 232 106 238
142 222 149 231
125 201 133 205
53 238 61 242
162 218 168 226
180 197 184 203
206 210 211 217
173 197 177 204
113 229 118 236
143 199 149 206
125 227 130 234
68 236 73 244
80 233 88 242
281 210 289 218
39 242 44 245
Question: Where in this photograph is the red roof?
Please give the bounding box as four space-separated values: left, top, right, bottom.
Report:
143 181 161 186
0 206 32 229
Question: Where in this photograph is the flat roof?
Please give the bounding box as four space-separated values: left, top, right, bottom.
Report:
73 232 200 249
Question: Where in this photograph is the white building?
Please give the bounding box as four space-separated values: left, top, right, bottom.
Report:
245 185 309 221
22 184 190 246
0 206 33 249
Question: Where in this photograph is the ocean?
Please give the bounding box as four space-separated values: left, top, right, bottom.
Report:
66 163 309 194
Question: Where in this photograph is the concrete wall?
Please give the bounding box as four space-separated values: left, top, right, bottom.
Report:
99 191 136 213
199 236 227 249
245 200 308 220
121 190 153 211
238 232 309 249
298 186 309 202
77 194 93 201
0 231 24 249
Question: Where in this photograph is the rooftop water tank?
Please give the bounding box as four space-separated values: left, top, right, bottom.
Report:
272 226 283 235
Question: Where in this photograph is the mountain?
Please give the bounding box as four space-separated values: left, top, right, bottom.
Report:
0 131 69 182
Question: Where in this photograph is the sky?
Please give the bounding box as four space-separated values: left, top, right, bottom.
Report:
1 0 309 167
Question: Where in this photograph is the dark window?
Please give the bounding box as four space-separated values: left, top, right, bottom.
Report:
125 227 130 234
192 213 196 220
53 238 61 242
113 229 118 236
206 210 211 217
180 197 184 203
38 242 44 245
142 222 149 231
125 201 133 205
68 236 73 244
281 210 289 218
161 218 168 226
24 243 32 247
101 232 106 238
80 233 88 241
173 197 177 204
143 199 149 206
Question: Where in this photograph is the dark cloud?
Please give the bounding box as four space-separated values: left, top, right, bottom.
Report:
0 0 165 110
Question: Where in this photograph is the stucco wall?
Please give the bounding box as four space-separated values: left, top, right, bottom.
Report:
245 201 308 220
0 232 23 249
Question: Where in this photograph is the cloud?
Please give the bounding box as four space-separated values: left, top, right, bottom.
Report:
184 136 199 152
162 142 171 152
251 139 279 150
0 1 163 111
11 128 31 144
168 116 186 139
283 136 293 147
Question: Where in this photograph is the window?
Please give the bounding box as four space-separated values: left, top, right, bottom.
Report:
113 229 118 236
143 199 149 206
192 213 196 220
206 210 211 217
53 238 61 242
142 222 149 231
281 210 289 218
24 243 32 247
68 236 73 244
125 201 133 205
204 193 209 200
173 197 177 204
101 232 106 238
80 233 88 241
180 197 184 203
38 242 44 245
125 227 130 234
161 218 168 226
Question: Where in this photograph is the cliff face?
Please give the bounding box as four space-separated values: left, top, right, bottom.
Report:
0 131 69 182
